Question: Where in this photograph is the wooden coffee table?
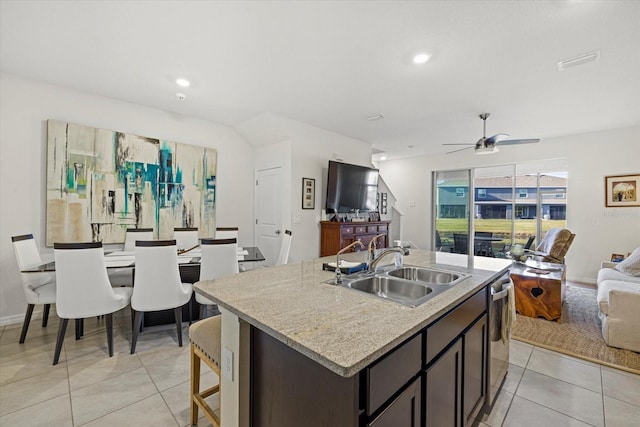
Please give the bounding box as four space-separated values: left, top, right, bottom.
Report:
510 260 566 322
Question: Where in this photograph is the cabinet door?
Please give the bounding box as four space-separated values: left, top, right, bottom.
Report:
368 377 421 427
426 337 462 427
463 315 487 426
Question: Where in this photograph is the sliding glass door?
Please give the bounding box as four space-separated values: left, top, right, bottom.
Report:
433 169 471 254
433 160 568 258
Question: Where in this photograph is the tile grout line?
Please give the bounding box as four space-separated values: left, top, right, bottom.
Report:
514 394 599 427
600 365 607 427
136 337 183 427
498 345 533 427
512 347 604 427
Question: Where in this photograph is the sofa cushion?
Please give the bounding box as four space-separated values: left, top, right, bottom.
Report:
597 280 640 315
615 247 640 276
597 268 640 285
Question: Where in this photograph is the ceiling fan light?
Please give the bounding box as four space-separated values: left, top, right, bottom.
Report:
476 145 499 155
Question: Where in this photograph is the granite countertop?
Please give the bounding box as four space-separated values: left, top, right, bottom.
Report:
194 250 511 378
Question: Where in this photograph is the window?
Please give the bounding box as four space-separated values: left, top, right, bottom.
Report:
478 189 486 199
456 188 465 198
518 189 528 198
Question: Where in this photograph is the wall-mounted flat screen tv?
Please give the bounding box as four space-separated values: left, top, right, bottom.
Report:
326 160 379 213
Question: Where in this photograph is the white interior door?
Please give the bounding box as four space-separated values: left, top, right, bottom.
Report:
256 167 283 266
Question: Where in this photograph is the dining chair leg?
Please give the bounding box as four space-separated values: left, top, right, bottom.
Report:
75 319 82 340
53 318 69 365
42 304 51 327
130 310 144 354
188 300 193 325
19 304 35 344
105 313 114 357
174 307 183 347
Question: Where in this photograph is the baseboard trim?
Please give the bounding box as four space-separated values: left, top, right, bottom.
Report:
0 313 27 327
0 306 47 327
571 276 597 285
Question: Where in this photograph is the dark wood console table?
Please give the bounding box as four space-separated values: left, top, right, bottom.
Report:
320 220 390 256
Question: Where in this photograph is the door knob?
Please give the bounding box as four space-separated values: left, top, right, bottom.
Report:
275 230 281 235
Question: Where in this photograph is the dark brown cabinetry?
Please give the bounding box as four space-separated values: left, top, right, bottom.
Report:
368 376 421 427
426 337 462 427
424 288 488 427
320 220 390 256
250 286 489 427
463 316 487 426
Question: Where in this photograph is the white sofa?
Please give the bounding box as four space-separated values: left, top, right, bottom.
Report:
596 257 640 353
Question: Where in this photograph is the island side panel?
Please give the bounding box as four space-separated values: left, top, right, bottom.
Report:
251 327 361 427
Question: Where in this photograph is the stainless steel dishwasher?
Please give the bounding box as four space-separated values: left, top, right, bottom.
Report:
486 275 512 409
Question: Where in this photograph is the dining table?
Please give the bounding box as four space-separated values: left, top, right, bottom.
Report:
473 235 504 257
21 245 265 326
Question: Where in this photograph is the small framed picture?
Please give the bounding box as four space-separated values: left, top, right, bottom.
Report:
302 178 315 209
611 253 625 262
605 174 640 207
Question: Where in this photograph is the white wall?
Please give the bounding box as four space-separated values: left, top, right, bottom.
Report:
239 113 372 262
0 73 255 323
378 126 640 283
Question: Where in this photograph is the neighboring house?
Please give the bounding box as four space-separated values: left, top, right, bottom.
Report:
436 175 567 220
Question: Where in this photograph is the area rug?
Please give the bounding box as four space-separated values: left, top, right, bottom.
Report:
511 286 640 374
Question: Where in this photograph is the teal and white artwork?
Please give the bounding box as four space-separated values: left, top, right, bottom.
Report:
46 120 217 245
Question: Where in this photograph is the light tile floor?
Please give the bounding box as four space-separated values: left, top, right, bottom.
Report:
478 340 640 427
1 309 639 426
0 308 217 426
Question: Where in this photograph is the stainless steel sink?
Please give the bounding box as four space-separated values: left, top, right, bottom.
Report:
345 276 449 307
326 264 468 307
386 266 468 285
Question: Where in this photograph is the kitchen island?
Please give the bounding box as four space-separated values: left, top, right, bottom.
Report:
195 250 511 427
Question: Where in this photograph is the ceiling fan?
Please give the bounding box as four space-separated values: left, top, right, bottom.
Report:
443 113 540 154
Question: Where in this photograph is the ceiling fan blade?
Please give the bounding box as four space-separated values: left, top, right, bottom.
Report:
495 138 540 146
446 146 474 154
485 133 510 145
442 143 475 146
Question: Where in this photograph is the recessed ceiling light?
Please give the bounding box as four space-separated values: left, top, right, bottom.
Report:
380 156 387 161
176 78 191 87
412 52 431 64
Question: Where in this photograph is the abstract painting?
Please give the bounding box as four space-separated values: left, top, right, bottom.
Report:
46 120 217 245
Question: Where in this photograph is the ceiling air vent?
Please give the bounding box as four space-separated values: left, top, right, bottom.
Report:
557 50 600 71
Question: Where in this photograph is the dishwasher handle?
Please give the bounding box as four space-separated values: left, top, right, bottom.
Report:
492 288 509 301
491 277 512 302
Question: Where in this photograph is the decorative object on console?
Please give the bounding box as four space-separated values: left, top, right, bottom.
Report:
46 120 217 245
302 178 315 209
610 253 626 263
604 174 639 207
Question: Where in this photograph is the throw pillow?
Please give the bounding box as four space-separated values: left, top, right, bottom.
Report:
616 247 640 276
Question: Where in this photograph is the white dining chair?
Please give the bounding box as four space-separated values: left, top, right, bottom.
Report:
11 234 57 344
123 227 154 251
195 238 239 318
52 242 132 365
130 239 193 353
108 228 155 287
175 227 199 252
215 227 239 240
275 230 293 265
